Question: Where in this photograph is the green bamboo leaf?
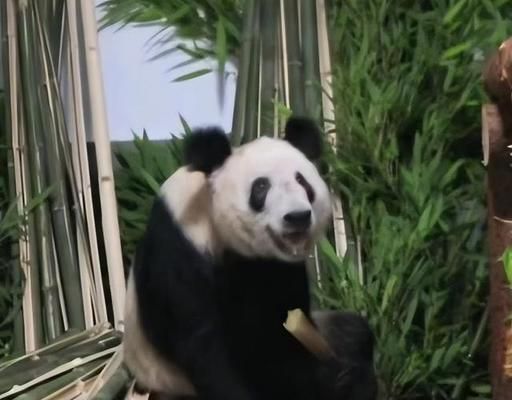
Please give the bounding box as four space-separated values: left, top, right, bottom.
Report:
502 247 512 285
442 0 468 25
429 347 444 372
139 169 161 194
417 202 433 236
216 18 227 67
402 294 418 334
317 238 344 270
440 42 472 61
147 46 180 62
164 4 192 25
381 275 397 311
438 160 464 188
179 114 193 136
470 383 492 394
176 44 210 60
172 68 212 82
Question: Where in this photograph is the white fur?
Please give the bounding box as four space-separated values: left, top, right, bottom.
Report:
123 273 196 396
160 166 219 256
209 137 331 262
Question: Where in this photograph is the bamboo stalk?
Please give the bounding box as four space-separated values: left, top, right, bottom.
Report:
315 0 349 260
230 0 256 144
63 40 96 329
27 1 92 337
36 1 90 332
278 0 289 112
1 0 25 354
299 0 321 120
273 12 283 138
259 0 278 136
41 0 106 329
51 236 69 331
79 0 126 329
17 103 43 351
244 3 261 142
25 2 68 341
65 0 108 325
8 0 44 351
282 0 304 115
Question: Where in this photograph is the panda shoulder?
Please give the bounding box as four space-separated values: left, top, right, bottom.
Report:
159 166 209 222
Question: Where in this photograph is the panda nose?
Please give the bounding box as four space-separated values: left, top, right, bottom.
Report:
283 210 311 230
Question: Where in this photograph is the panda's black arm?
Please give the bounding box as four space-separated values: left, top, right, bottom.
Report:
133 198 253 400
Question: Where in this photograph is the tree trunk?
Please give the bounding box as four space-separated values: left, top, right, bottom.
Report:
482 37 512 400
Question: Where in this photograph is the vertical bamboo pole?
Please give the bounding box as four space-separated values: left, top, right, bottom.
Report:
33 1 83 334
230 0 255 145
3 0 32 352
65 0 108 326
8 0 45 350
243 3 261 142
259 0 277 136
315 0 348 260
282 0 304 116
300 0 321 121
79 0 125 329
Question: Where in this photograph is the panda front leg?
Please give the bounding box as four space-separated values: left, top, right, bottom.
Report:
311 310 378 400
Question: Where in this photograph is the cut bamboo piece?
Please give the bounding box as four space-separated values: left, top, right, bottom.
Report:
283 308 334 360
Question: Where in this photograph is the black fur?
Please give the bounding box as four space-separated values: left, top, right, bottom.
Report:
134 197 377 400
184 127 232 174
313 311 378 400
284 116 324 161
134 197 252 400
214 250 319 399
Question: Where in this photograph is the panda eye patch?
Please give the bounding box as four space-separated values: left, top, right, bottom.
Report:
296 172 315 203
249 177 271 212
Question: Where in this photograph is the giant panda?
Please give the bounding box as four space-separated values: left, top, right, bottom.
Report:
122 116 377 400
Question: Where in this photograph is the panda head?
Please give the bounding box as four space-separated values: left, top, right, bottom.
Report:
184 116 332 262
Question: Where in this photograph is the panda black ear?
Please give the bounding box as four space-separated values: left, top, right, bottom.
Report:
184 127 232 174
283 116 323 161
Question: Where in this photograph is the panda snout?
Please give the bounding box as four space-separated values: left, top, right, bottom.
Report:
283 210 312 231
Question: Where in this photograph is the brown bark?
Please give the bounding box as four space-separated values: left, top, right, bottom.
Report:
482 37 512 400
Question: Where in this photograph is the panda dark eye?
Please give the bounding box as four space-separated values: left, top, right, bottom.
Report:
296 172 315 203
249 177 271 212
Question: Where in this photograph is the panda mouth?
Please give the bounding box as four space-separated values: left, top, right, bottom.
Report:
266 226 311 257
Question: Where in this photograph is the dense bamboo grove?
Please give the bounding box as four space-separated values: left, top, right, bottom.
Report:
0 0 126 397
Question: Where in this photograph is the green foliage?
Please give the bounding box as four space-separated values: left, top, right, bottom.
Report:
0 177 51 358
503 247 512 286
97 0 244 82
318 0 512 399
113 131 186 260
